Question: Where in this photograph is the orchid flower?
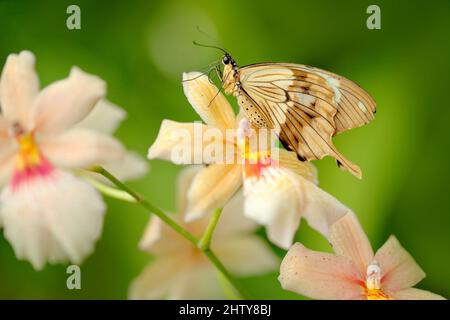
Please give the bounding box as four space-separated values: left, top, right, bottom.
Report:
279 211 446 300
129 166 278 300
0 51 147 270
148 71 348 249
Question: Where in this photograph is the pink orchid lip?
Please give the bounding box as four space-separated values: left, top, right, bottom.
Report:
11 132 55 191
11 158 55 190
244 152 279 179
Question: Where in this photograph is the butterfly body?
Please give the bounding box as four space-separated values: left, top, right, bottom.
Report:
219 54 376 178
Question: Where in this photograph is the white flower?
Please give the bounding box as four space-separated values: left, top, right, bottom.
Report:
129 166 279 300
0 51 147 270
148 71 348 249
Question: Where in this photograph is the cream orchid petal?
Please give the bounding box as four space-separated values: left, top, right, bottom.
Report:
76 99 126 134
329 211 374 276
31 67 106 134
0 51 39 127
374 236 426 292
176 165 202 214
185 163 243 222
279 243 365 300
214 234 279 276
183 72 236 129
298 175 349 240
391 287 446 300
128 254 186 300
40 128 125 170
244 167 302 249
148 119 232 165
0 170 105 270
278 149 318 184
138 216 187 256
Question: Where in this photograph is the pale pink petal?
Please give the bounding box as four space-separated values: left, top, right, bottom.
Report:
0 170 105 270
31 67 106 134
183 72 236 129
329 211 374 276
374 236 426 292
128 254 186 300
0 114 12 140
138 216 188 256
244 168 302 249
0 51 39 127
214 234 279 276
102 152 148 181
0 143 16 188
148 119 233 164
279 243 365 300
214 191 257 237
76 99 126 134
185 163 242 221
170 262 226 300
40 128 125 170
391 287 446 300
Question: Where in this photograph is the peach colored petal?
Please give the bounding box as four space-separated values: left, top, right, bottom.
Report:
76 99 126 134
279 243 364 300
391 288 446 300
374 236 426 292
183 72 236 129
214 234 279 276
329 211 374 277
148 119 233 164
185 163 242 221
0 51 39 128
31 67 106 134
40 128 125 170
0 170 105 270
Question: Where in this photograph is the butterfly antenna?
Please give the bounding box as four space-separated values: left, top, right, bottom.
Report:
193 41 228 54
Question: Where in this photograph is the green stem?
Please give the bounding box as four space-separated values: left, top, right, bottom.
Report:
90 166 249 299
198 208 222 251
80 173 136 203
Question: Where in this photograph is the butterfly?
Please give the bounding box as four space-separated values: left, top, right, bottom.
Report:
211 50 376 179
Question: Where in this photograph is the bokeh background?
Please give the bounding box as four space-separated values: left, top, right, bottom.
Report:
0 0 449 299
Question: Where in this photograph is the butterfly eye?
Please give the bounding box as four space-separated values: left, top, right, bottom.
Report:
223 55 230 65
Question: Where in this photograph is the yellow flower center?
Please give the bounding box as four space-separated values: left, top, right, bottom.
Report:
15 133 43 171
11 131 54 189
364 262 392 300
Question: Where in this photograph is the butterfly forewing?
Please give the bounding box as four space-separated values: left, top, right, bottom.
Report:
235 63 376 178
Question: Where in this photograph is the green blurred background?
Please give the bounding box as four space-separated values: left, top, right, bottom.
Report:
0 0 449 299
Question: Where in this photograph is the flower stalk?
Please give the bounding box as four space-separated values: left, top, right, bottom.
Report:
90 166 249 299
198 207 223 251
